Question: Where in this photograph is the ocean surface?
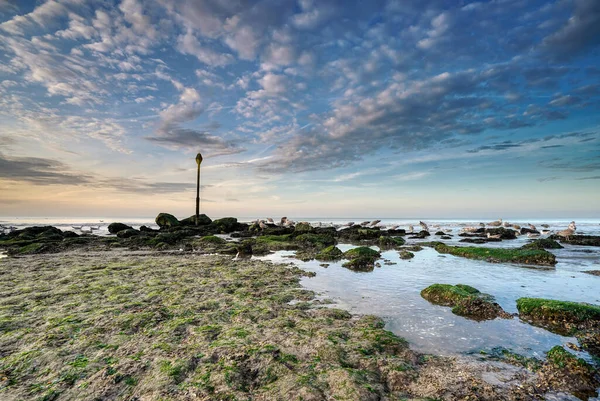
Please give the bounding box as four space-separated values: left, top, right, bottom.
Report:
2 216 600 362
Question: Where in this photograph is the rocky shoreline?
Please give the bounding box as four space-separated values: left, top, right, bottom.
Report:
1 214 600 400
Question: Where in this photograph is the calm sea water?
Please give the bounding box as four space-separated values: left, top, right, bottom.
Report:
2 216 599 362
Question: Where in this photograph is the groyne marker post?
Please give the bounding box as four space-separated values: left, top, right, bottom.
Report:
195 153 203 224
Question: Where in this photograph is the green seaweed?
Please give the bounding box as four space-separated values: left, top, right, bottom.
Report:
434 243 556 266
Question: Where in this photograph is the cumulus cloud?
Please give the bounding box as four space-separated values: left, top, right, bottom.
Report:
177 31 234 67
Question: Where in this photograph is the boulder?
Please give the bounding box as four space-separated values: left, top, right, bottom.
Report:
139 225 158 233
212 217 238 233
520 227 540 235
294 222 313 233
155 213 180 229
180 214 212 226
521 238 563 250
117 229 140 239
108 222 133 234
315 246 343 261
485 227 517 239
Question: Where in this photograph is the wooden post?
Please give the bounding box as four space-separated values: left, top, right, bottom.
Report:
195 153 203 224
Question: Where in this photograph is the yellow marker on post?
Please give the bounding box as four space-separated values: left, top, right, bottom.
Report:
195 153 203 224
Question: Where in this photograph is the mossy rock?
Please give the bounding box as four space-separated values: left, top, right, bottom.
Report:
342 257 376 271
212 217 238 233
542 346 599 398
516 298 600 328
434 243 556 266
180 214 212 226
198 235 226 245
399 250 414 260
485 227 517 239
294 222 313 233
108 222 133 234
315 246 343 261
293 233 335 248
521 238 563 250
155 213 180 229
420 284 479 306
378 236 405 249
343 247 381 260
255 235 297 251
421 284 509 321
342 247 381 271
552 235 600 247
116 229 140 239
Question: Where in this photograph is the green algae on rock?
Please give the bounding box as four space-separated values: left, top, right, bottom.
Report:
517 297 600 358
433 243 557 266
521 238 564 250
155 212 180 228
378 236 405 249
342 247 381 271
542 346 600 399
398 250 414 260
179 213 212 226
421 284 511 321
516 298 600 327
315 245 343 261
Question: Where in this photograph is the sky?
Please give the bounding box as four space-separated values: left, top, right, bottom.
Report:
0 0 599 219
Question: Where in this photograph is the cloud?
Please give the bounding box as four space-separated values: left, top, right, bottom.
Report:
258 73 288 95
541 0 600 60
576 176 600 180
146 126 244 156
177 31 234 67
0 152 91 185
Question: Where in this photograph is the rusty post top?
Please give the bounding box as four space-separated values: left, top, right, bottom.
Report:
196 153 203 165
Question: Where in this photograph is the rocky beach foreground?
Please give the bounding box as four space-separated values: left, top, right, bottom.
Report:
1 214 599 400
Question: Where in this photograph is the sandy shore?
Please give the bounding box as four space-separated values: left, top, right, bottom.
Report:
0 249 598 400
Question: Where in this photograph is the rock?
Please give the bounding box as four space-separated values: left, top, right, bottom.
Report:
435 231 446 236
379 236 406 249
434 243 556 266
421 284 511 321
520 227 540 235
516 298 600 328
294 222 313 233
414 230 430 238
441 235 452 240
552 235 600 247
155 213 180 229
117 229 140 239
386 229 406 236
399 250 414 259
582 270 600 276
521 238 563 250
139 225 157 233
315 245 343 261
180 214 212 226
293 233 336 248
108 222 133 234
338 226 382 242
460 238 488 244
212 217 239 233
342 247 381 271
541 346 600 398
485 227 517 239
235 241 253 258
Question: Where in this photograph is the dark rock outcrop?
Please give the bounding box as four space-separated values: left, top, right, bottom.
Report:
108 222 133 234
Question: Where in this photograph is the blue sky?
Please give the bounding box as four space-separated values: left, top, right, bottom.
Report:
0 0 599 218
